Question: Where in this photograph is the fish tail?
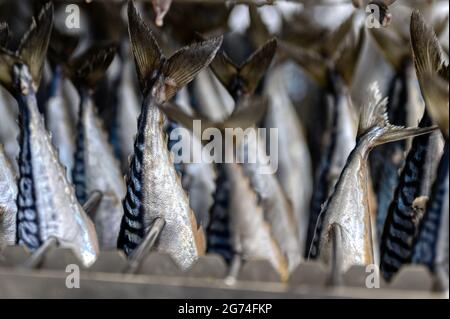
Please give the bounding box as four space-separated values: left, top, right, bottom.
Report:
128 0 222 100
67 44 117 90
357 82 437 147
0 22 10 47
17 2 53 91
411 10 449 138
0 3 53 94
47 27 79 68
210 38 277 99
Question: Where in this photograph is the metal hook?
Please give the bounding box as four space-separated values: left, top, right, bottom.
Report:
123 217 166 274
21 236 59 269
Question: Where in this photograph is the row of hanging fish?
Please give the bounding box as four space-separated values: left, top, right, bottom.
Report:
0 0 448 284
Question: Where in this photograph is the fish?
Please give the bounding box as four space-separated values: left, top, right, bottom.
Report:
203 37 302 271
379 10 449 280
225 162 289 281
280 14 362 258
368 8 448 238
0 3 99 267
379 113 434 280
209 37 277 101
117 1 222 270
44 29 79 180
409 10 449 278
68 44 127 249
264 63 313 256
312 82 436 272
0 86 19 173
0 143 17 246
117 59 141 172
160 96 286 276
411 142 449 277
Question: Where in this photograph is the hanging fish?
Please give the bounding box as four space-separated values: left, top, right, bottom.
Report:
280 13 363 258
379 10 449 280
312 82 436 272
117 1 222 270
67 44 127 249
225 162 289 281
0 3 99 267
409 10 449 278
44 28 79 180
264 63 313 256
0 144 17 246
368 7 448 238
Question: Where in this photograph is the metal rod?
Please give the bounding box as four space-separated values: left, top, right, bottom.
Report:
21 237 58 269
82 190 103 218
328 224 343 286
123 217 166 274
224 254 242 286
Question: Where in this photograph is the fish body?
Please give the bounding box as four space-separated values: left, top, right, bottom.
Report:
379 114 434 280
240 133 302 272
226 162 288 281
0 144 17 246
0 87 19 172
264 63 313 255
119 95 204 269
76 90 126 249
411 142 449 276
15 85 99 266
45 68 75 180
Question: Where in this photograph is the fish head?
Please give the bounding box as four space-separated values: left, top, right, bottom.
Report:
12 63 33 96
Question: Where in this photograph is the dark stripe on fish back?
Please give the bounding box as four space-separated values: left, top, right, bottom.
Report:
117 102 148 255
72 93 88 204
306 83 339 259
207 163 233 263
410 141 449 271
379 114 432 281
15 98 42 250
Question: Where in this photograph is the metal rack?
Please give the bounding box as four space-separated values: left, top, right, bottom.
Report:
0 245 447 298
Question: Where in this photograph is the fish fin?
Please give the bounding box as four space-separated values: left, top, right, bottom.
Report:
209 49 239 96
248 5 270 48
334 24 365 86
128 0 164 96
279 40 328 87
161 96 268 141
410 10 448 79
17 2 53 91
48 27 79 67
82 190 103 219
189 210 206 255
358 82 438 145
0 22 10 47
411 11 449 138
420 72 449 138
238 38 277 96
323 13 355 58
69 44 117 89
0 48 22 93
161 36 223 102
370 26 406 71
224 96 268 130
